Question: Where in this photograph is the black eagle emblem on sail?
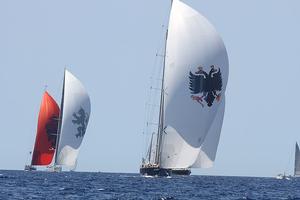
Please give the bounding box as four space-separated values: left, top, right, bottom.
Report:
189 65 222 107
72 107 89 138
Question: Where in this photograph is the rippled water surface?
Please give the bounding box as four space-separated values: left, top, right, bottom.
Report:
1 170 300 199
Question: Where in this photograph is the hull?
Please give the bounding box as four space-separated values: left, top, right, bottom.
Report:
172 168 191 176
46 165 62 172
24 165 36 171
140 166 172 177
276 174 291 180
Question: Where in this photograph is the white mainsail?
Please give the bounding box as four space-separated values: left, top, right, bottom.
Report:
55 70 91 168
294 142 300 176
160 0 228 169
191 97 225 168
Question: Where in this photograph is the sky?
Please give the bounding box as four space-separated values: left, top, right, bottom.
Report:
1 0 300 177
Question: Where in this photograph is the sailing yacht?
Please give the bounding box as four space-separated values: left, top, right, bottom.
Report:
53 69 91 171
294 142 300 177
140 0 229 176
25 69 91 172
24 91 60 171
276 142 300 179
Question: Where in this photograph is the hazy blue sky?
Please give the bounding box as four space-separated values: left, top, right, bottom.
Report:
1 0 300 177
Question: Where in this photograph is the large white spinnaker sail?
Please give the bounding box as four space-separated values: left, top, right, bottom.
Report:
191 97 225 168
160 0 228 169
294 142 300 176
55 70 91 168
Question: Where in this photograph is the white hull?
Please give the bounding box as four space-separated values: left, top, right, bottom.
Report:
46 165 62 172
276 174 291 180
24 165 36 171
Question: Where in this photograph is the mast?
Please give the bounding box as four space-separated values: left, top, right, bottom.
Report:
295 143 296 176
154 30 166 165
154 1 173 165
54 69 66 166
295 142 298 176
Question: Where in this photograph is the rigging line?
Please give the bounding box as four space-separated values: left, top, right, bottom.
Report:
154 0 173 165
145 43 165 138
149 24 165 90
143 26 164 138
141 0 172 164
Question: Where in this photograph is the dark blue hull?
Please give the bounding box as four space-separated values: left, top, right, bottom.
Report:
172 169 191 176
140 166 172 177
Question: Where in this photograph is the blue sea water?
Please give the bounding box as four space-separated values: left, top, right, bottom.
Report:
0 170 300 200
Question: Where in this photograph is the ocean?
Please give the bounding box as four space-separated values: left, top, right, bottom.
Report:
0 170 299 200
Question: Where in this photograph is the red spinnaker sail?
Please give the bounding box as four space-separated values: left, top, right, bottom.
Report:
31 92 60 166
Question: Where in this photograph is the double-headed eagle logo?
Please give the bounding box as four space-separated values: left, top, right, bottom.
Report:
72 107 89 138
189 65 222 107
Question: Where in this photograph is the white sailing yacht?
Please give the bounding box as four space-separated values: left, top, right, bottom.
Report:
25 69 90 172
140 0 229 176
276 142 300 180
294 142 300 177
50 69 91 171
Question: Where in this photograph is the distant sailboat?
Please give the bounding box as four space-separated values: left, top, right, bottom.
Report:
25 91 60 171
275 142 300 180
26 69 91 172
140 0 228 176
294 142 300 177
